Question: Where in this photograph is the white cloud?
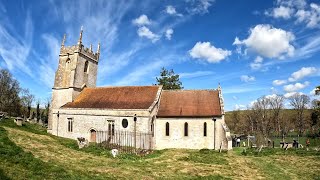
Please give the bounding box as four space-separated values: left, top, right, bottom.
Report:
268 0 320 29
233 24 295 59
265 94 278 99
284 91 304 98
283 81 310 92
234 104 246 110
189 42 231 63
240 75 255 82
288 67 318 82
265 6 294 19
166 5 183 16
186 0 215 15
250 56 263 70
179 70 214 78
310 88 316 96
0 12 33 76
137 26 160 42
273 79 287 86
232 96 238 100
37 34 60 88
132 14 151 26
165 28 173 40
295 3 320 28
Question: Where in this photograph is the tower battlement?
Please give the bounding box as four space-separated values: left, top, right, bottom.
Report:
60 27 100 62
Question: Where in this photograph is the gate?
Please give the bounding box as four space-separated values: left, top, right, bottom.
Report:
96 130 153 153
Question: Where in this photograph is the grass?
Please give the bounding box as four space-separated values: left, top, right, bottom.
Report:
0 119 320 179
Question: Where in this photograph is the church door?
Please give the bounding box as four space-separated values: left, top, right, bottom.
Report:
90 129 96 142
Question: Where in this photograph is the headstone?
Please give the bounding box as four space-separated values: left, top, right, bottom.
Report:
77 137 89 149
111 149 119 157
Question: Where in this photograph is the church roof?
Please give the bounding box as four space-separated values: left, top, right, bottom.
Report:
157 90 222 117
62 86 161 109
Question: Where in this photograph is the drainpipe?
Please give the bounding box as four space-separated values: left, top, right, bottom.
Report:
134 114 137 150
213 118 217 150
56 111 60 136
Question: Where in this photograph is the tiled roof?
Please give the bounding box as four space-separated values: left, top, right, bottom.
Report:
62 86 160 109
157 90 222 117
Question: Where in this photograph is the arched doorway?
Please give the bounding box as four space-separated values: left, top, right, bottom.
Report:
90 129 97 142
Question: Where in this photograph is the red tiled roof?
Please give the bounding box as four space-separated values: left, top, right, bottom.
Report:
62 86 160 109
157 90 222 117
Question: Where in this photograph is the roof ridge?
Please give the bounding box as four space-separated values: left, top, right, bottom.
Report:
85 85 160 89
163 89 218 92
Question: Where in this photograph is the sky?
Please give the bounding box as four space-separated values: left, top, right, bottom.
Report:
0 0 319 110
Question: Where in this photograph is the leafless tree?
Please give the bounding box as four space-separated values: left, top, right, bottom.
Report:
289 93 310 135
268 95 285 136
20 88 35 118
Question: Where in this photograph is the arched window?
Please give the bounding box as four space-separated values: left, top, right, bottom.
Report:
204 122 207 137
66 58 71 70
165 122 169 136
84 61 89 72
184 122 188 136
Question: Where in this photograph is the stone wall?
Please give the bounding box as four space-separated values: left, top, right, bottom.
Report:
154 116 231 150
50 108 153 141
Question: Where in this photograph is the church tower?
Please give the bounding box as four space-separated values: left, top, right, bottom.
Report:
48 28 100 131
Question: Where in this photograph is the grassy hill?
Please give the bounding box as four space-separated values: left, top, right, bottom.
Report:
0 119 320 179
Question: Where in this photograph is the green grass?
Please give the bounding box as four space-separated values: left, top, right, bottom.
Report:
180 149 228 165
1 118 320 179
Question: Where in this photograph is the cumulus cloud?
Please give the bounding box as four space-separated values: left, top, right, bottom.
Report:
295 3 320 28
273 79 287 86
283 81 310 92
137 26 160 42
166 5 183 16
233 24 295 59
267 0 320 29
265 6 294 19
165 28 173 40
132 14 151 26
250 56 263 70
240 75 255 82
189 42 231 63
288 67 318 82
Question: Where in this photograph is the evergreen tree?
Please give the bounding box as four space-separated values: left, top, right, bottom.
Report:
156 67 183 90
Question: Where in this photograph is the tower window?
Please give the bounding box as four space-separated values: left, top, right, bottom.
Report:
165 122 169 136
84 61 89 72
184 122 188 136
204 122 207 137
67 118 73 132
66 59 71 70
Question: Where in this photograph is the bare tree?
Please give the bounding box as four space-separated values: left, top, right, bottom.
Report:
254 97 273 136
289 93 310 135
268 95 285 136
20 89 35 118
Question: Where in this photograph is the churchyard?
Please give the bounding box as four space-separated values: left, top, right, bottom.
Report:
0 119 319 180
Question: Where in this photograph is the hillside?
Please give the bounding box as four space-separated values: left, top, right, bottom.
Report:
0 119 320 179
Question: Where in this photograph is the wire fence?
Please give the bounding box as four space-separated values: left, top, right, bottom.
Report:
96 130 153 153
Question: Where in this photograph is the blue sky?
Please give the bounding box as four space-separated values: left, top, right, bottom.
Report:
0 0 319 110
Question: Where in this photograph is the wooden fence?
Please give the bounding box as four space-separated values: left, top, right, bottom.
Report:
96 130 153 153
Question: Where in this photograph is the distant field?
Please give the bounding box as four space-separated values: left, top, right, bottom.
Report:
0 119 320 179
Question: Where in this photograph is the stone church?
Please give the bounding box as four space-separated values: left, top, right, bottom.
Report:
48 29 232 150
